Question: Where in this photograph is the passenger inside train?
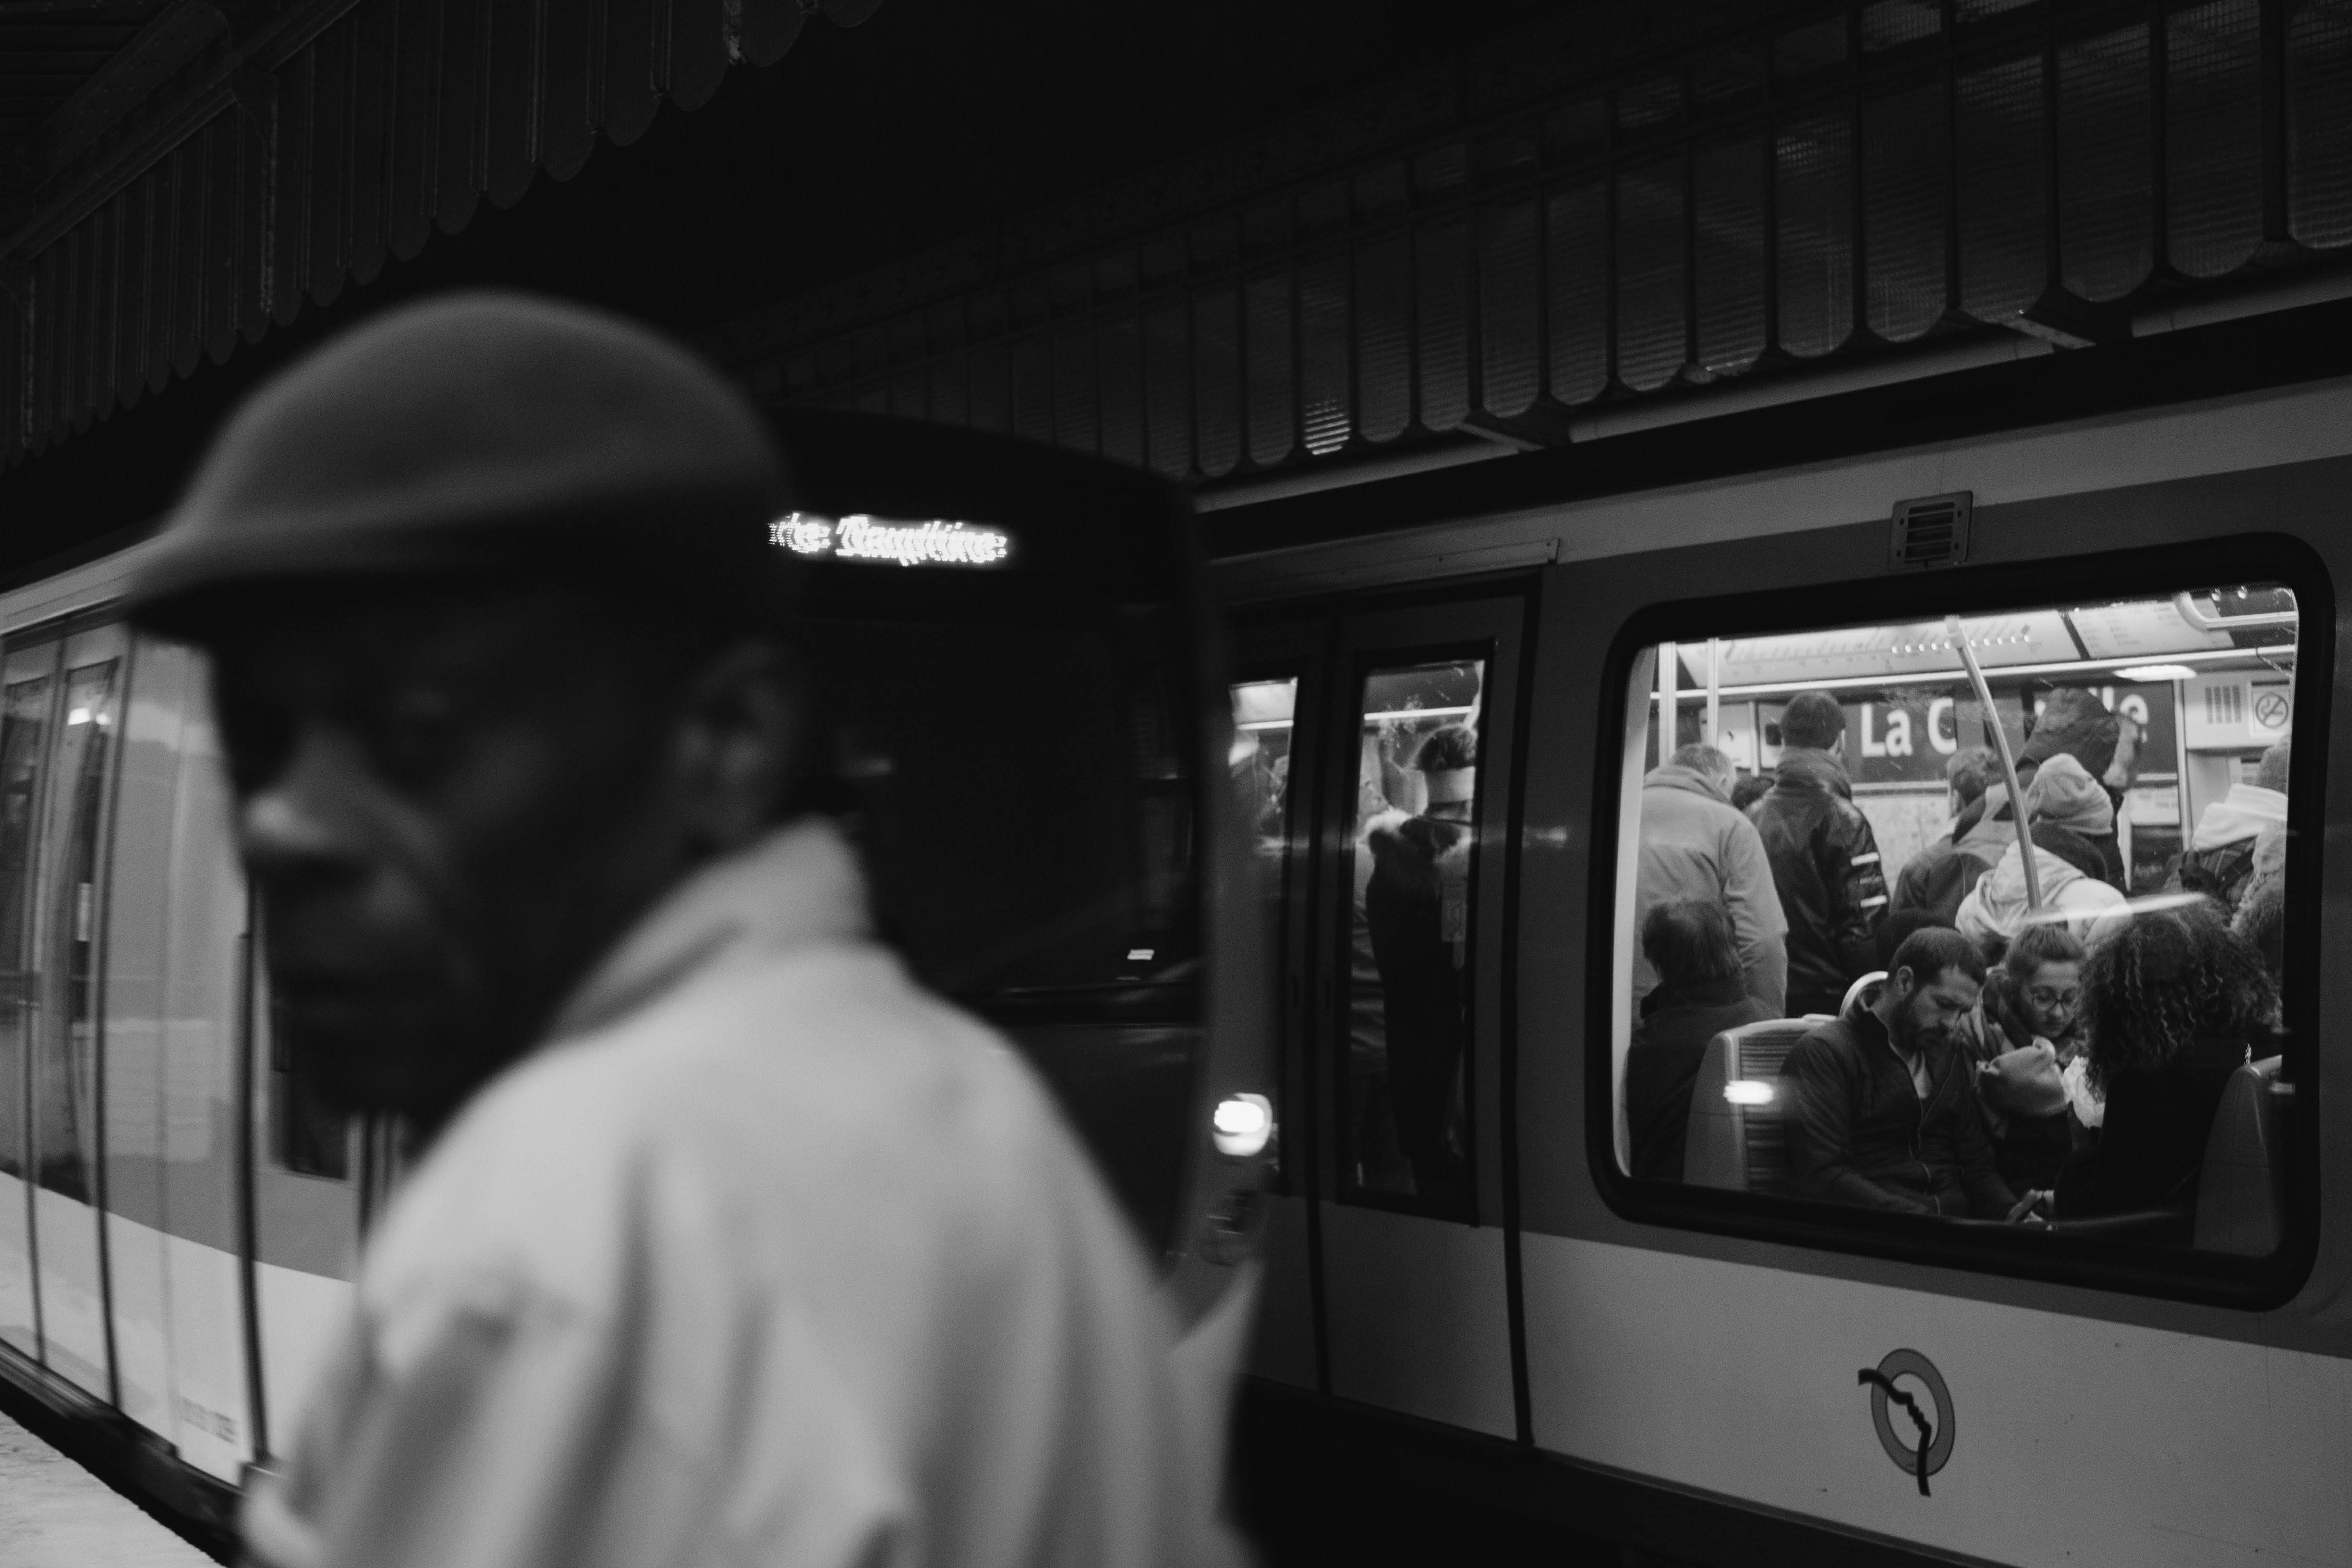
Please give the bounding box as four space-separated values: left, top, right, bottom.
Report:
1613 585 2299 1253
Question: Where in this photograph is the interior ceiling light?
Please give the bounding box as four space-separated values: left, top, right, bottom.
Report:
2113 664 2200 682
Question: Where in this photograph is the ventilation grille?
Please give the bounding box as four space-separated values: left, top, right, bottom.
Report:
1890 492 1974 571
2207 681 2247 726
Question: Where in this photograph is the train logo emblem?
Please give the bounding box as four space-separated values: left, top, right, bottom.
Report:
1857 1349 1954 1496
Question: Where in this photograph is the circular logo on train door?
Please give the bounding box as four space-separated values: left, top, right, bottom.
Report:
1857 1349 1954 1495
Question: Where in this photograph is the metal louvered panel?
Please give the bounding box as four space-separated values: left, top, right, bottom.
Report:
1010 333 1052 446
2057 26 2153 303
1354 231 1412 443
1477 198 1541 418
2167 0 2265 276
1956 55 2047 323
1775 109 1854 359
1244 269 1294 466
1099 310 1144 466
1142 301 1192 477
2288 0 2352 247
1414 219 1470 430
1545 182 1607 407
967 339 1008 434
1298 251 1350 455
1193 286 1241 478
1862 78 1946 342
1616 156 1685 392
1693 134 1765 378
1053 319 1097 453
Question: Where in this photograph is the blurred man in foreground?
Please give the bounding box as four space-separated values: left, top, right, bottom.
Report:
130 292 1235 1568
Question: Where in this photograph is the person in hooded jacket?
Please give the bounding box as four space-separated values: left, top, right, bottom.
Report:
1750 692 1889 1017
1633 743 1787 1015
1933 688 2125 856
1955 757 2131 948
2170 740 2289 913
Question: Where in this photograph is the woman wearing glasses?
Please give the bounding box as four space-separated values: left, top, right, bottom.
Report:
1956 923 2088 1200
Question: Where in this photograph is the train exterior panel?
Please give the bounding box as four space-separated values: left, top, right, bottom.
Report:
1218 373 2352 1566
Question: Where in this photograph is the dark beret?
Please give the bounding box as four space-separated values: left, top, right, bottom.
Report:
128 290 798 639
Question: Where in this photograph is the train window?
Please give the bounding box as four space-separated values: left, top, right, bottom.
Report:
33 657 121 1205
1232 676 1297 1179
0 655 51 1208
1344 657 1483 1213
1605 584 2306 1271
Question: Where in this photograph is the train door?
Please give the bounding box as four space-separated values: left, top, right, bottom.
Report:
1233 592 1527 1436
0 623 128 1398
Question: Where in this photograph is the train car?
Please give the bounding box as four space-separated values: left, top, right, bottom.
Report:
1216 370 2352 1567
0 415 1272 1551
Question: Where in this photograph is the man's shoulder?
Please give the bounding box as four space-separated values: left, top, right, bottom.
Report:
1784 1014 1863 1070
369 942 1078 1313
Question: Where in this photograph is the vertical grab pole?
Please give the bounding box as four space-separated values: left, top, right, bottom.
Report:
1705 637 1722 761
1947 615 2041 912
1659 640 1678 759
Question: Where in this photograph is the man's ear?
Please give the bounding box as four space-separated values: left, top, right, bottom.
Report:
1887 964 1916 1001
668 640 803 854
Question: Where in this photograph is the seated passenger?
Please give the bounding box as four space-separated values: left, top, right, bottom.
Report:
1780 928 2020 1219
2054 904 2277 1234
1954 924 2084 1194
2170 740 2288 913
1625 898 1775 1181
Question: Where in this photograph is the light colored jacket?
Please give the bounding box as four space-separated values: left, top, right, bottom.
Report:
243 821 1237 1568
1634 763 1788 1014
2190 782 2288 851
1954 839 2128 947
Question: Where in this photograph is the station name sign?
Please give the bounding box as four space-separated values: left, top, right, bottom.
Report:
771 511 1012 568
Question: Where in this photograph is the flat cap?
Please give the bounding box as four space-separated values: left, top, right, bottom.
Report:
129 290 796 637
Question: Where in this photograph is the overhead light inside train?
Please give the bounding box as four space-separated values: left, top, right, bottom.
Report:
1212 1093 1275 1158
1723 1081 1775 1106
770 511 1012 568
2113 663 2200 683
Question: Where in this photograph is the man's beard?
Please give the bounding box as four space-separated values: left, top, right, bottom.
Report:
1892 1006 1947 1054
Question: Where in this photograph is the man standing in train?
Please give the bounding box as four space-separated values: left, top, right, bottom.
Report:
126 293 1238 1568
1633 742 1786 1015
1749 691 1889 1017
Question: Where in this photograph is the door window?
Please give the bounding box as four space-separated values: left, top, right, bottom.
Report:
1343 657 1485 1212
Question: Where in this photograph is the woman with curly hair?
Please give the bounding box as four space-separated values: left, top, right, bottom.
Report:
2053 903 2278 1234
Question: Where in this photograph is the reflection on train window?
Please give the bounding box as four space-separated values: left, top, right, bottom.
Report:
1231 677 1297 1177
0 666 49 1195
1345 658 1482 1213
1611 588 2299 1256
36 660 121 1204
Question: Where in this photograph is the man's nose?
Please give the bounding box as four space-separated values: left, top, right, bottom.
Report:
237 731 370 884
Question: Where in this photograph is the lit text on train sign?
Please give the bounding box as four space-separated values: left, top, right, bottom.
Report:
770 512 1012 568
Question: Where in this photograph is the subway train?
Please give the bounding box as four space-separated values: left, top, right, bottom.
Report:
0 415 1273 1548
1214 370 2352 1567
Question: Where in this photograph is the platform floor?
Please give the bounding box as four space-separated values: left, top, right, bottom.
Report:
0 1408 216 1567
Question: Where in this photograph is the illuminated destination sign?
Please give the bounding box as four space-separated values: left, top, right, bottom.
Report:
771 512 1011 568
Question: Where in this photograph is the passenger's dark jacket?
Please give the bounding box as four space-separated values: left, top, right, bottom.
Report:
1748 749 1887 1015
1625 979 1775 1182
2054 1034 2250 1232
1780 1008 2017 1217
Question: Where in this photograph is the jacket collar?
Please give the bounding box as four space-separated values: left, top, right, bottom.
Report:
1643 762 1729 803
1772 747 1851 798
544 818 870 1043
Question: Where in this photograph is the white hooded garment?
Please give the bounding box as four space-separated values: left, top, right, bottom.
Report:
1954 839 2127 947
242 820 1239 1568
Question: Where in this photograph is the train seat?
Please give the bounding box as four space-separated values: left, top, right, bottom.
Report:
1683 1019 1815 1191
2191 1055 2288 1256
